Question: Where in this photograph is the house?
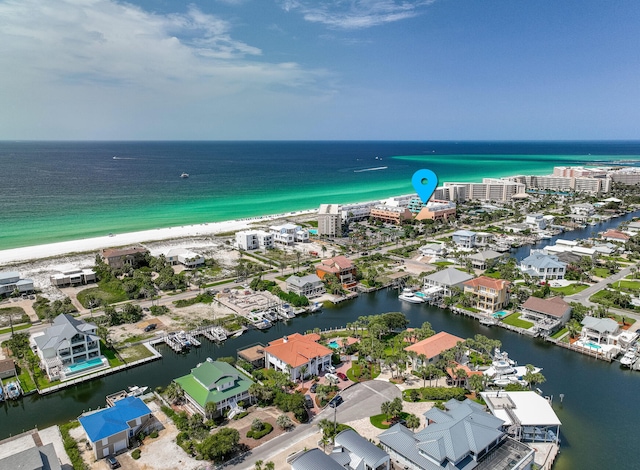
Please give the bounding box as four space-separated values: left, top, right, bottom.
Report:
316 256 357 289
404 331 464 368
369 204 413 225
174 358 254 418
0 271 34 297
525 213 547 230
519 252 566 281
570 203 595 216
270 223 309 244
481 391 561 443
0 443 62 470
331 429 391 470
451 230 476 248
99 246 148 269
462 276 510 313
378 399 535 470
33 314 103 381
474 232 494 247
79 396 154 460
423 267 474 297
290 448 346 470
415 200 457 222
418 243 447 258
50 268 97 287
602 229 630 243
264 333 333 382
286 274 325 298
236 230 274 250
0 359 16 379
468 250 504 270
318 204 342 237
580 316 637 351
164 248 205 268
520 296 572 335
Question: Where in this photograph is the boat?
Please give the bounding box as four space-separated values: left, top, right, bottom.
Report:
5 381 21 400
212 326 227 341
480 317 498 327
180 172 189 178
483 348 541 385
620 348 637 367
308 302 323 313
128 385 149 397
233 330 244 338
277 303 296 319
399 288 426 303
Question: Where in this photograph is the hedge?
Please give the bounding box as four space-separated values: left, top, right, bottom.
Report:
246 422 273 439
403 387 467 402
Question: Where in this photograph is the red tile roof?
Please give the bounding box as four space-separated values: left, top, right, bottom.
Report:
463 276 510 290
404 331 464 360
522 296 571 318
602 230 630 241
265 334 333 367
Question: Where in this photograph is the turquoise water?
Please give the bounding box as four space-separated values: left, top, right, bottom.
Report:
1 141 639 250
64 357 104 374
415 292 426 298
585 341 603 350
493 310 509 318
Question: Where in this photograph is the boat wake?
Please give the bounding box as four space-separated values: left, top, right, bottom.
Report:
354 166 388 173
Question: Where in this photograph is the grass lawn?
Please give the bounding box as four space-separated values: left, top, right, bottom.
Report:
483 271 503 279
592 267 612 278
77 281 128 307
0 323 31 335
0 306 26 316
101 341 126 367
550 327 568 340
608 313 637 326
550 284 589 295
501 313 534 329
433 261 454 267
610 280 640 292
118 344 155 362
370 412 411 429
347 362 381 382
16 365 37 394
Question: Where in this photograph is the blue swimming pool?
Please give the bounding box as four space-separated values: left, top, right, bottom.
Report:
493 310 509 319
328 341 340 349
64 357 104 374
584 341 602 350
309 229 318 235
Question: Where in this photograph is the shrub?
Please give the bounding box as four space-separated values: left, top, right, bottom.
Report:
246 422 273 439
402 387 467 402
132 449 141 460
150 430 159 438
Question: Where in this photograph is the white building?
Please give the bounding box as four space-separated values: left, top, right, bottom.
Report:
451 230 476 248
270 223 309 245
441 179 526 202
286 274 326 298
165 248 205 268
519 252 566 281
340 201 380 222
570 203 595 216
50 268 97 287
0 271 34 297
317 204 342 237
235 230 274 250
264 333 333 382
525 213 547 230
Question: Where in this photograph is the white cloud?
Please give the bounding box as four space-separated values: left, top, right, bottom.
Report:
278 0 435 29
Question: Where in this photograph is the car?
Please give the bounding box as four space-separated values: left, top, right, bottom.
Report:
309 382 318 393
143 307 150 312
144 323 157 332
105 455 121 469
337 372 348 381
329 395 343 408
304 394 314 408
325 373 339 384
327 365 336 373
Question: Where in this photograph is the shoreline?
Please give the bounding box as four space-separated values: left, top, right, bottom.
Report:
0 209 318 265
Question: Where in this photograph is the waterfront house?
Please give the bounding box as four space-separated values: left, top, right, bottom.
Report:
474 232 495 247
0 359 16 379
601 229 630 243
468 250 504 270
330 429 391 470
316 255 357 289
0 442 62 470
520 296 571 335
525 213 547 231
378 399 535 470
99 246 148 269
79 396 153 460
286 274 325 298
33 314 102 381
174 358 254 419
0 271 34 298
164 248 205 268
415 200 457 222
318 204 342 237
481 391 561 444
404 331 464 368
235 230 274 250
580 316 637 351
451 230 476 248
519 252 566 281
264 333 333 382
50 267 97 287
462 276 510 313
369 204 413 225
423 267 474 297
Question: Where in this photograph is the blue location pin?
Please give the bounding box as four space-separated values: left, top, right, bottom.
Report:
412 169 438 203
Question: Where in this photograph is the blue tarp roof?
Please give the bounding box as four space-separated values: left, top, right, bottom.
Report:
79 396 150 443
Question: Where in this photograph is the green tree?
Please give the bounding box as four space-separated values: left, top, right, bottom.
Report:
205 401 217 420
405 413 421 431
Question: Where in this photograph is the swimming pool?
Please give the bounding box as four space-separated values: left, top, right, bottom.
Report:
64 357 105 375
493 311 509 319
309 229 318 235
328 341 340 349
584 341 602 350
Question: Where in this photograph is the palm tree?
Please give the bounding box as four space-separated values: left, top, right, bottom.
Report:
405 414 421 431
380 401 392 421
265 463 275 470
205 401 217 420
254 460 263 470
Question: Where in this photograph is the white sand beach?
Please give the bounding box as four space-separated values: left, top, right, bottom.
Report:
0 209 316 266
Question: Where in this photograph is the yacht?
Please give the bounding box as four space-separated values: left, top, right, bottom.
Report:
180 172 189 178
620 348 637 367
308 302 323 313
483 348 541 386
399 288 425 303
5 381 21 400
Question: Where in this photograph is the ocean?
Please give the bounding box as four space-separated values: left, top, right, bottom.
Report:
1 140 639 250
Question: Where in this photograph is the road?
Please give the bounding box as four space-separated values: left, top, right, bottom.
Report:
230 380 400 469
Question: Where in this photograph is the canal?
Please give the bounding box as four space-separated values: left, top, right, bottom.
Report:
2 212 638 468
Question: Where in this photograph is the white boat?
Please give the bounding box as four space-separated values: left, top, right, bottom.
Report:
180 172 189 178
128 385 149 397
483 348 541 385
212 326 227 341
308 302 322 313
480 317 498 327
620 349 637 367
233 330 244 338
5 381 21 400
399 288 425 303
277 303 296 319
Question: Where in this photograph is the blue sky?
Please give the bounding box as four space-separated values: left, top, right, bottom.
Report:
1 0 639 140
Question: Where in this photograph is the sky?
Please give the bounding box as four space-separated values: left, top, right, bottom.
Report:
1 0 639 140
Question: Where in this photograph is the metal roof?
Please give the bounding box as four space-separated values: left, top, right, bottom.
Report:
334 429 389 467
290 448 345 470
79 397 151 443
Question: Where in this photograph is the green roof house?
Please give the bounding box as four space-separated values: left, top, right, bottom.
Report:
174 358 254 418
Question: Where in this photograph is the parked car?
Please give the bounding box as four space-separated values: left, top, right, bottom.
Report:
144 323 157 332
106 456 121 469
304 394 314 409
337 372 348 381
325 373 339 384
329 395 343 408
327 365 336 373
309 382 318 393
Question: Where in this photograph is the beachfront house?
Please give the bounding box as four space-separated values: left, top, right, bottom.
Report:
100 246 148 269
451 230 476 248
601 229 630 243
462 276 510 313
270 223 309 245
264 333 333 382
423 267 474 297
520 296 572 335
79 396 154 460
404 331 464 368
235 230 274 250
378 399 535 470
50 268 97 287
318 204 342 237
164 248 205 268
0 271 34 298
174 358 254 419
286 274 325 298
316 256 357 289
33 314 104 381
468 250 504 270
519 252 566 281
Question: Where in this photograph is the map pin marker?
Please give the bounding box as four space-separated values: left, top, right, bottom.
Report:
412 169 438 203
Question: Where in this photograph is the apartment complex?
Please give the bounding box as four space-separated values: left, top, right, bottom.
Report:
50 268 97 287
440 179 526 202
369 204 413 225
317 204 342 237
415 200 457 221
